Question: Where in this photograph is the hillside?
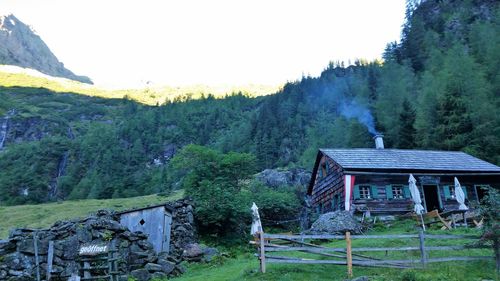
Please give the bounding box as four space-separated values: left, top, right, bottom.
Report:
0 68 281 106
0 14 92 83
0 190 184 239
0 0 499 206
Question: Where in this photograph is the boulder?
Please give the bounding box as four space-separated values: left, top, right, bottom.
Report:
144 263 162 272
202 247 219 262
130 269 150 281
157 259 176 274
255 168 311 188
182 243 204 262
309 211 363 234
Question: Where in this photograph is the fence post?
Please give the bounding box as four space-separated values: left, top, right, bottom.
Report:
47 241 54 281
346 231 353 278
33 232 41 281
259 231 266 273
418 229 427 268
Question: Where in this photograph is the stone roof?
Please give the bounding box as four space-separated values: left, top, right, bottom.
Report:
320 148 500 172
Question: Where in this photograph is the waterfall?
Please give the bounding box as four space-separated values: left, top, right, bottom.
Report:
0 117 8 150
48 152 69 200
0 110 14 150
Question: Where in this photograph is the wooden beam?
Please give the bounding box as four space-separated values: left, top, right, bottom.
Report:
259 231 266 274
264 234 420 240
346 231 353 278
47 241 54 281
33 232 41 281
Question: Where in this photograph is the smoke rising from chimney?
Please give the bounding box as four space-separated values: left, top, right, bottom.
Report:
339 100 378 135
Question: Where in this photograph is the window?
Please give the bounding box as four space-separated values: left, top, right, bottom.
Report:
392 186 404 199
354 185 378 199
449 186 456 199
444 185 464 200
386 185 410 199
359 185 371 199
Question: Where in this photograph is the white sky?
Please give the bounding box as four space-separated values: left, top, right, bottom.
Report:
0 0 406 88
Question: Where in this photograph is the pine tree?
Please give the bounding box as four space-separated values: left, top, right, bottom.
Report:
398 99 416 148
435 89 473 151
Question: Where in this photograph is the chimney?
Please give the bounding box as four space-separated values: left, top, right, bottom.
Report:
373 134 384 149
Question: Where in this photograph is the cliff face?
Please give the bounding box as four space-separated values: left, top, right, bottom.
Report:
0 14 92 84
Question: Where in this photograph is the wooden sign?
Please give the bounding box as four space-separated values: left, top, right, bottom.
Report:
78 244 108 256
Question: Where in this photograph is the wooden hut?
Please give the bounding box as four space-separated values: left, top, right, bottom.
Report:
118 204 173 253
307 135 500 215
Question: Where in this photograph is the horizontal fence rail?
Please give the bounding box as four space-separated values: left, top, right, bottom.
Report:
252 230 496 277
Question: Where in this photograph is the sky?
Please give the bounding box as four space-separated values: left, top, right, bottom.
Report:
0 0 406 88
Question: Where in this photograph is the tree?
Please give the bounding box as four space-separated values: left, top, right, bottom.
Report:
170 145 257 237
435 88 473 151
398 99 416 148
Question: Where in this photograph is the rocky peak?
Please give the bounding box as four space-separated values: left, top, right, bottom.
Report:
0 14 92 84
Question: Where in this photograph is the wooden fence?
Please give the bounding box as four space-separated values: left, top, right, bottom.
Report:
251 230 496 277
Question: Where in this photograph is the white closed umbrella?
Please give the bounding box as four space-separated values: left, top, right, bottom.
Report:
250 202 263 235
454 177 468 210
409 174 426 231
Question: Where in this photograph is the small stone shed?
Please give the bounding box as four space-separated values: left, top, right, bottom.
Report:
117 204 174 254
0 198 197 281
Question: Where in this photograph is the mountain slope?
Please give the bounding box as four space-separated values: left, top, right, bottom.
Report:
0 0 498 206
0 14 92 84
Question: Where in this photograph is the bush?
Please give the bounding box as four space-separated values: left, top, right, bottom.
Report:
170 145 257 238
249 182 302 230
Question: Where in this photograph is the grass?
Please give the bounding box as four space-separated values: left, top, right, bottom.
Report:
172 220 498 281
0 190 184 239
173 255 497 281
1 194 497 280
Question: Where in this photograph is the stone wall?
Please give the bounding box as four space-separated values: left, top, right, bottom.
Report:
0 198 196 281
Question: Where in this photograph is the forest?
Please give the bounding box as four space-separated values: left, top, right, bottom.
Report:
0 0 499 206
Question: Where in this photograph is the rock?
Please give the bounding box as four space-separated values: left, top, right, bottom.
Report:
17 239 34 254
182 243 204 262
151 271 167 279
7 270 24 276
145 263 162 272
0 15 92 83
202 247 219 262
130 268 150 281
309 211 364 234
0 240 16 255
157 259 176 274
255 168 311 188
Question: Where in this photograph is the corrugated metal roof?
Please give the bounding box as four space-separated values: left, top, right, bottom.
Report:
320 148 500 172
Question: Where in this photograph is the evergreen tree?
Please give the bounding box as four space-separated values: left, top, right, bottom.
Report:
398 99 416 148
435 89 473 151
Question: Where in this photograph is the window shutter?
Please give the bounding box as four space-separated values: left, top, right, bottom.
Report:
443 185 451 199
331 196 337 210
353 185 361 200
403 185 411 198
385 185 393 199
370 186 378 199
318 168 323 178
